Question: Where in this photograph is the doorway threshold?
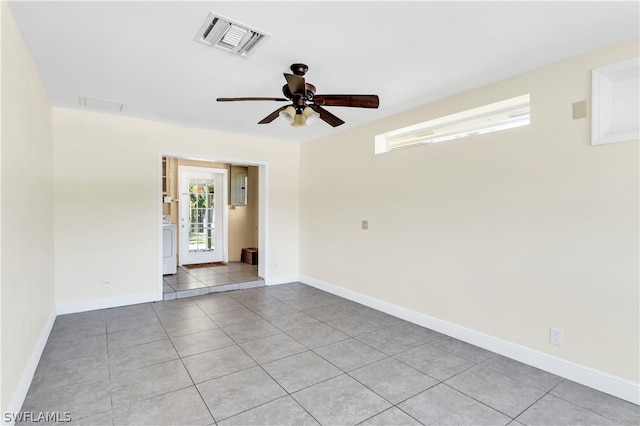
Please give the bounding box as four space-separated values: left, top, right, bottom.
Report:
163 261 264 300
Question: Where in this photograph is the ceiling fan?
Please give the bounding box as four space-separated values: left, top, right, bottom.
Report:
217 63 379 127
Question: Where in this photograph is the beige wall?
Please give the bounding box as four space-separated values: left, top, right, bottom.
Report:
1 1 55 413
300 38 639 383
53 108 299 305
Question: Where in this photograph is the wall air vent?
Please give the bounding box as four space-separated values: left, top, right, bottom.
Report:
194 13 269 58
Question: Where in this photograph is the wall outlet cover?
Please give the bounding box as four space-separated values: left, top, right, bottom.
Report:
550 327 563 346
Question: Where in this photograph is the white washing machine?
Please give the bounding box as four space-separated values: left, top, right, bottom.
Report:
162 223 177 275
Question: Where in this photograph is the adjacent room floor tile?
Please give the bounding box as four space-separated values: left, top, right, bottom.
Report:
199 275 237 287
398 384 511 425
218 396 320 426
171 281 207 291
197 366 287 422
292 374 391 426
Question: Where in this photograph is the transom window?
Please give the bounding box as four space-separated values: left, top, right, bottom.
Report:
375 94 530 154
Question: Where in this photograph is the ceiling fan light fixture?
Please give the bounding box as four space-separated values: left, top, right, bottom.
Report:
292 112 306 127
302 106 320 125
279 106 296 124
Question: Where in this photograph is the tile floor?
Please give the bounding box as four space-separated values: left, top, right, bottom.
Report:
163 262 263 300
20 283 639 426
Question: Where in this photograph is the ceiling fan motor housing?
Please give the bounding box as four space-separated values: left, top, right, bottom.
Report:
290 63 308 76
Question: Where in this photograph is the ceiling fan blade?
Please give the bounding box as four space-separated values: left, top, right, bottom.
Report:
309 105 345 127
313 95 379 108
258 106 288 124
217 97 288 102
284 73 306 95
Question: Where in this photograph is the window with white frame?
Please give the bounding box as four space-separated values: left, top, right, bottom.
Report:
375 94 530 154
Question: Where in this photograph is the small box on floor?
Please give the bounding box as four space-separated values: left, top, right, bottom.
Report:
241 248 258 265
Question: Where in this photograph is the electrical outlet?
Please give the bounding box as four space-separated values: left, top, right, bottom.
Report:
361 220 368 230
549 327 563 346
101 273 110 284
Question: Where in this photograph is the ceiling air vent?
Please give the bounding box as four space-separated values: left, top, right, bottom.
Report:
194 13 269 58
79 96 125 112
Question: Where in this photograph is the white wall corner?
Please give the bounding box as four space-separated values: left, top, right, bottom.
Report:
56 292 159 315
5 307 57 425
299 274 640 405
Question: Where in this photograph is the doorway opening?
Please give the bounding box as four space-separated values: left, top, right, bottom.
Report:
160 155 265 300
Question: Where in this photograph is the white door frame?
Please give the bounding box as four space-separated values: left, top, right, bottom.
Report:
157 152 268 300
178 165 228 265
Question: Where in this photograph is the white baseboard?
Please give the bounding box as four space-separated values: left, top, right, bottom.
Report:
265 274 300 286
300 274 640 405
56 291 158 315
4 307 57 425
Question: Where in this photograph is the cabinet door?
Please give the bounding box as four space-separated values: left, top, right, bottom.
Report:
230 166 248 206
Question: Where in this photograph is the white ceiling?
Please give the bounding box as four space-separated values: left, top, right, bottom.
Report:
8 1 639 143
